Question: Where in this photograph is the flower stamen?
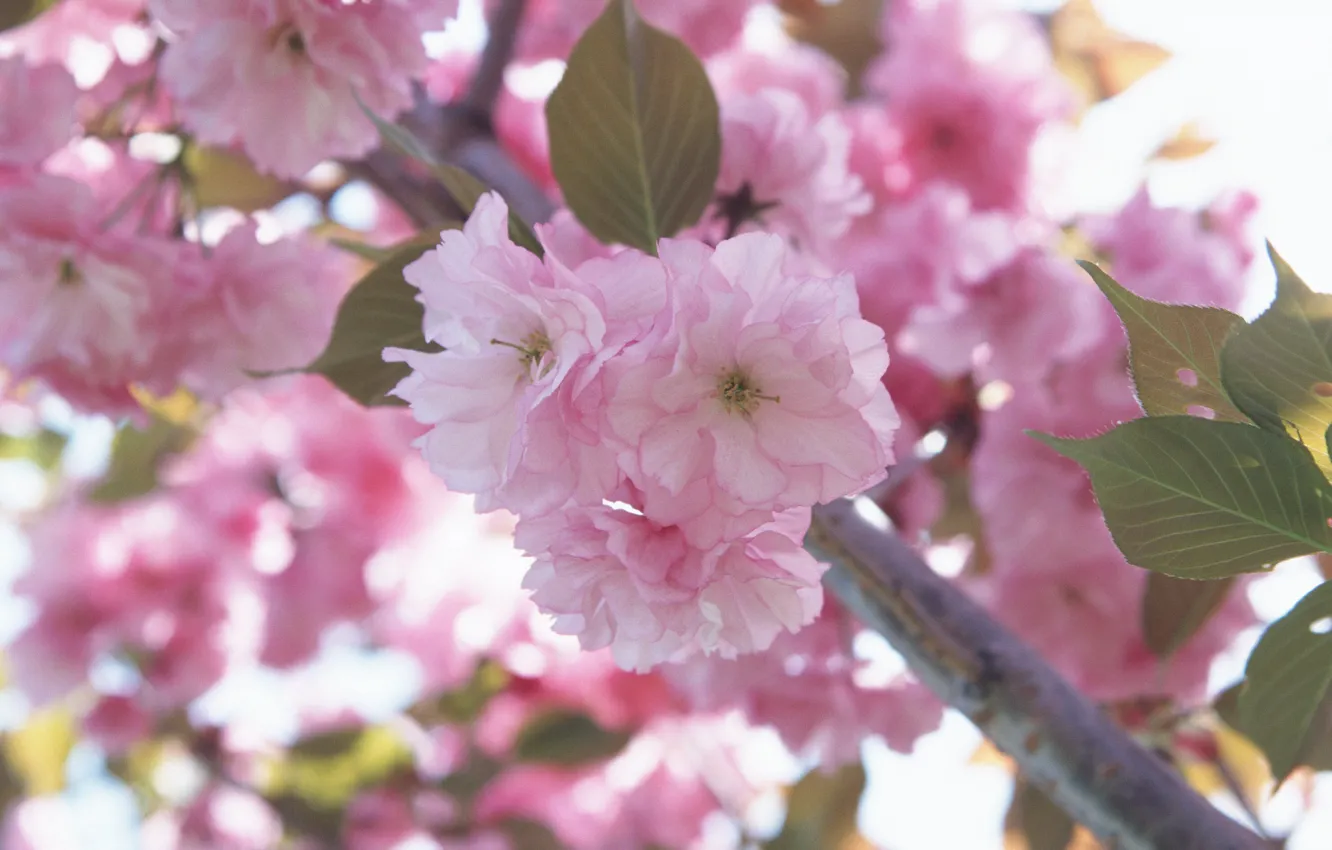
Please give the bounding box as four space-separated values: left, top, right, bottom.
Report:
716 368 779 417
491 330 553 378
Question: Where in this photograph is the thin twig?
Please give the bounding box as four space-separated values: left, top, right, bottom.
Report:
809 499 1265 850
463 0 528 116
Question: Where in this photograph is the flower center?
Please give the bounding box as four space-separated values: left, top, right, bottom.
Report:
268 23 306 55
491 330 553 378
57 257 82 287
716 368 779 417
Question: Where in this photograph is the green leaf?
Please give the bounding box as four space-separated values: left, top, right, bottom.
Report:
1031 416 1332 577
0 0 59 32
181 143 291 212
765 763 868 850
1079 260 1246 421
90 415 195 503
1221 244 1332 477
1141 574 1235 658
304 234 447 407
512 710 633 766
1217 681 1332 777
356 97 542 254
546 0 721 253
0 429 67 469
327 237 396 264
1238 581 1332 782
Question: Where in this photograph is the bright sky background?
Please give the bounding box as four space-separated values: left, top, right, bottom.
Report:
3 1 1332 847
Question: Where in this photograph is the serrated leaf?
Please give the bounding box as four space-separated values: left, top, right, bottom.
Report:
356 97 543 254
546 0 720 253
512 710 632 767
1080 261 1245 421
4 708 75 795
765 763 869 850
1238 581 1332 782
0 0 59 32
304 233 448 407
1221 244 1332 477
90 414 195 503
1032 416 1332 577
181 143 291 212
1003 778 1075 850
1141 573 1235 658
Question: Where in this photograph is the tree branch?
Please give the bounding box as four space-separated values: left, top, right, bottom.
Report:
463 0 528 115
809 499 1266 850
350 0 552 230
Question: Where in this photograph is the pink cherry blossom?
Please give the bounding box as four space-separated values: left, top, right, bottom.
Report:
865 0 1074 212
476 719 731 850
171 223 350 399
899 246 1107 384
715 88 869 252
153 0 457 178
0 173 180 414
667 597 944 765
517 501 826 670
0 58 78 169
387 193 617 515
495 0 760 64
607 233 898 513
0 0 144 68
843 182 1022 339
1081 186 1254 310
708 42 849 118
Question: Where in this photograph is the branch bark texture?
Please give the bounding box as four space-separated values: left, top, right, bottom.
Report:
810 499 1266 850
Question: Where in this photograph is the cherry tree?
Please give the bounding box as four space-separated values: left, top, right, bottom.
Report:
0 0 1318 848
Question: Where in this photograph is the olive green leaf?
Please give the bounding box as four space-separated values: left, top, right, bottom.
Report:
1141 573 1235 658
305 233 450 407
1079 260 1245 421
765 763 868 850
1031 416 1332 577
90 415 196 503
1238 581 1332 782
0 0 59 32
546 0 721 253
356 97 542 254
512 710 633 767
1221 244 1332 477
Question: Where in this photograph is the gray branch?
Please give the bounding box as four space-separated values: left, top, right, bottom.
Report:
810 499 1266 850
350 0 552 229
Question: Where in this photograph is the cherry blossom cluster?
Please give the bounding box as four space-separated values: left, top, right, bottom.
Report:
388 193 899 670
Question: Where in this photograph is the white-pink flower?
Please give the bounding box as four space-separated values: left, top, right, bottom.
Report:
172 222 350 399
716 88 869 252
386 193 611 514
0 174 180 414
607 233 898 513
0 57 78 169
517 501 825 671
153 0 456 178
